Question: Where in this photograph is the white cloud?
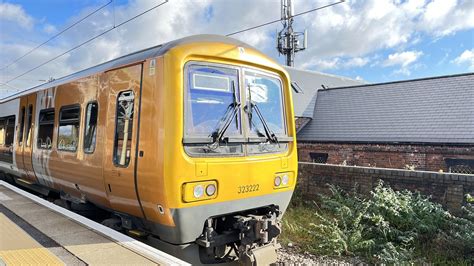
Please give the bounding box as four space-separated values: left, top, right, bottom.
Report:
346 57 369 68
0 0 212 97
0 2 34 29
1 0 474 98
453 49 474 70
294 0 473 68
301 56 369 70
301 57 340 70
420 0 474 36
382 50 423 76
383 51 423 68
43 24 57 34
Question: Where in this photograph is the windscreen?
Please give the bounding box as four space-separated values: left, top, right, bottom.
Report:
183 63 288 156
184 64 243 156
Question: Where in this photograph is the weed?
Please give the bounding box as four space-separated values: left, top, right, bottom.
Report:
281 181 474 264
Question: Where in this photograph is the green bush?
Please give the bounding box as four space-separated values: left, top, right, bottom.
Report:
283 182 474 264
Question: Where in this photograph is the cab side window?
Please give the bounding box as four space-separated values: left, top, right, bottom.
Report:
84 102 98 153
114 91 134 166
58 105 80 152
37 109 55 149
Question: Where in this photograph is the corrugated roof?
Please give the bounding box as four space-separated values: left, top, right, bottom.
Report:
285 67 363 118
297 72 474 144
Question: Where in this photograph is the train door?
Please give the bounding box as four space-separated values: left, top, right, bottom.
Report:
103 64 144 218
23 94 38 182
14 97 27 177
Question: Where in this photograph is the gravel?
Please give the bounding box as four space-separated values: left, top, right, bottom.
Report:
276 246 362 265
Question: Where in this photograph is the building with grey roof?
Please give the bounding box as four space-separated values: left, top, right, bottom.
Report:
284 67 364 132
285 66 364 118
296 72 474 174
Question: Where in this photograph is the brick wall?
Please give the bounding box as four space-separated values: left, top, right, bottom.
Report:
298 162 474 214
298 142 474 172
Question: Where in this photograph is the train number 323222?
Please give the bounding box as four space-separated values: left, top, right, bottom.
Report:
237 184 259 194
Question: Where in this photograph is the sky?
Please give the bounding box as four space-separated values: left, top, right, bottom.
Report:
0 0 473 98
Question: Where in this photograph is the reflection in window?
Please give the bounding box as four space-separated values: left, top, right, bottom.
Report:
25 105 33 147
37 109 55 149
18 107 25 145
84 102 98 153
0 119 4 145
0 116 15 163
5 116 14 146
114 91 134 166
185 65 240 137
58 106 80 152
245 71 285 136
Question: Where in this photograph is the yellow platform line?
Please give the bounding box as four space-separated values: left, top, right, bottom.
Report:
0 213 64 265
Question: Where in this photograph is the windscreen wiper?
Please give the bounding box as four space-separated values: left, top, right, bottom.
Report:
245 85 279 144
209 81 241 146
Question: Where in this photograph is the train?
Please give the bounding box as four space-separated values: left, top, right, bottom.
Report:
0 34 298 265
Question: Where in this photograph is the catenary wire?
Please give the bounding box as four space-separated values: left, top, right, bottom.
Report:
0 0 113 71
4 0 338 86
4 0 168 84
226 0 344 36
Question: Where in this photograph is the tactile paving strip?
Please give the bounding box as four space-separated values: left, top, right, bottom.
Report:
0 213 64 265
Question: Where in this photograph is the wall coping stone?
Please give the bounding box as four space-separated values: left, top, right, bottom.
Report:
298 162 474 181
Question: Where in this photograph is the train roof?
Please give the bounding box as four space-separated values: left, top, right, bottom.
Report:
1 34 256 103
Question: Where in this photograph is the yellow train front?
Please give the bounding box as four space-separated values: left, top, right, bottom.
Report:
144 35 298 264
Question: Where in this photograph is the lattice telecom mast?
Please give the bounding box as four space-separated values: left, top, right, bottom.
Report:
277 0 307 67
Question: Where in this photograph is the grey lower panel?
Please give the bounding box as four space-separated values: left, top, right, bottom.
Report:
146 190 294 244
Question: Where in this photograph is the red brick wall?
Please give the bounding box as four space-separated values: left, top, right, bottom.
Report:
298 142 474 172
298 163 474 214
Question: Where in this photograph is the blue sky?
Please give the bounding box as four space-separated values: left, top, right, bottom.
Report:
329 30 474 81
0 0 473 97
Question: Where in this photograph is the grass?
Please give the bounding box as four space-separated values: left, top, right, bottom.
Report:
279 199 317 249
280 182 474 264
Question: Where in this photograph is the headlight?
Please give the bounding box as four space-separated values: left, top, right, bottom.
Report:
193 185 204 198
206 184 216 196
274 176 282 186
183 180 218 202
274 172 293 189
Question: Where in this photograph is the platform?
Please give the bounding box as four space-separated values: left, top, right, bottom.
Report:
0 181 188 265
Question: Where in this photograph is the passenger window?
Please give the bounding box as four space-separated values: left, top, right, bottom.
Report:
84 102 98 153
18 106 25 145
0 119 4 145
58 106 80 152
25 105 33 147
37 109 55 149
5 116 15 146
114 91 134 166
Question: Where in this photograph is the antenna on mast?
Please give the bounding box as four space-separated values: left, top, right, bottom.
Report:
277 0 307 67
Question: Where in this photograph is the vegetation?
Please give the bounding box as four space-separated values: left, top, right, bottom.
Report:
280 182 474 264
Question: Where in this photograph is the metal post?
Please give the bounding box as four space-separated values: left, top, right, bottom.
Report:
277 0 307 67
